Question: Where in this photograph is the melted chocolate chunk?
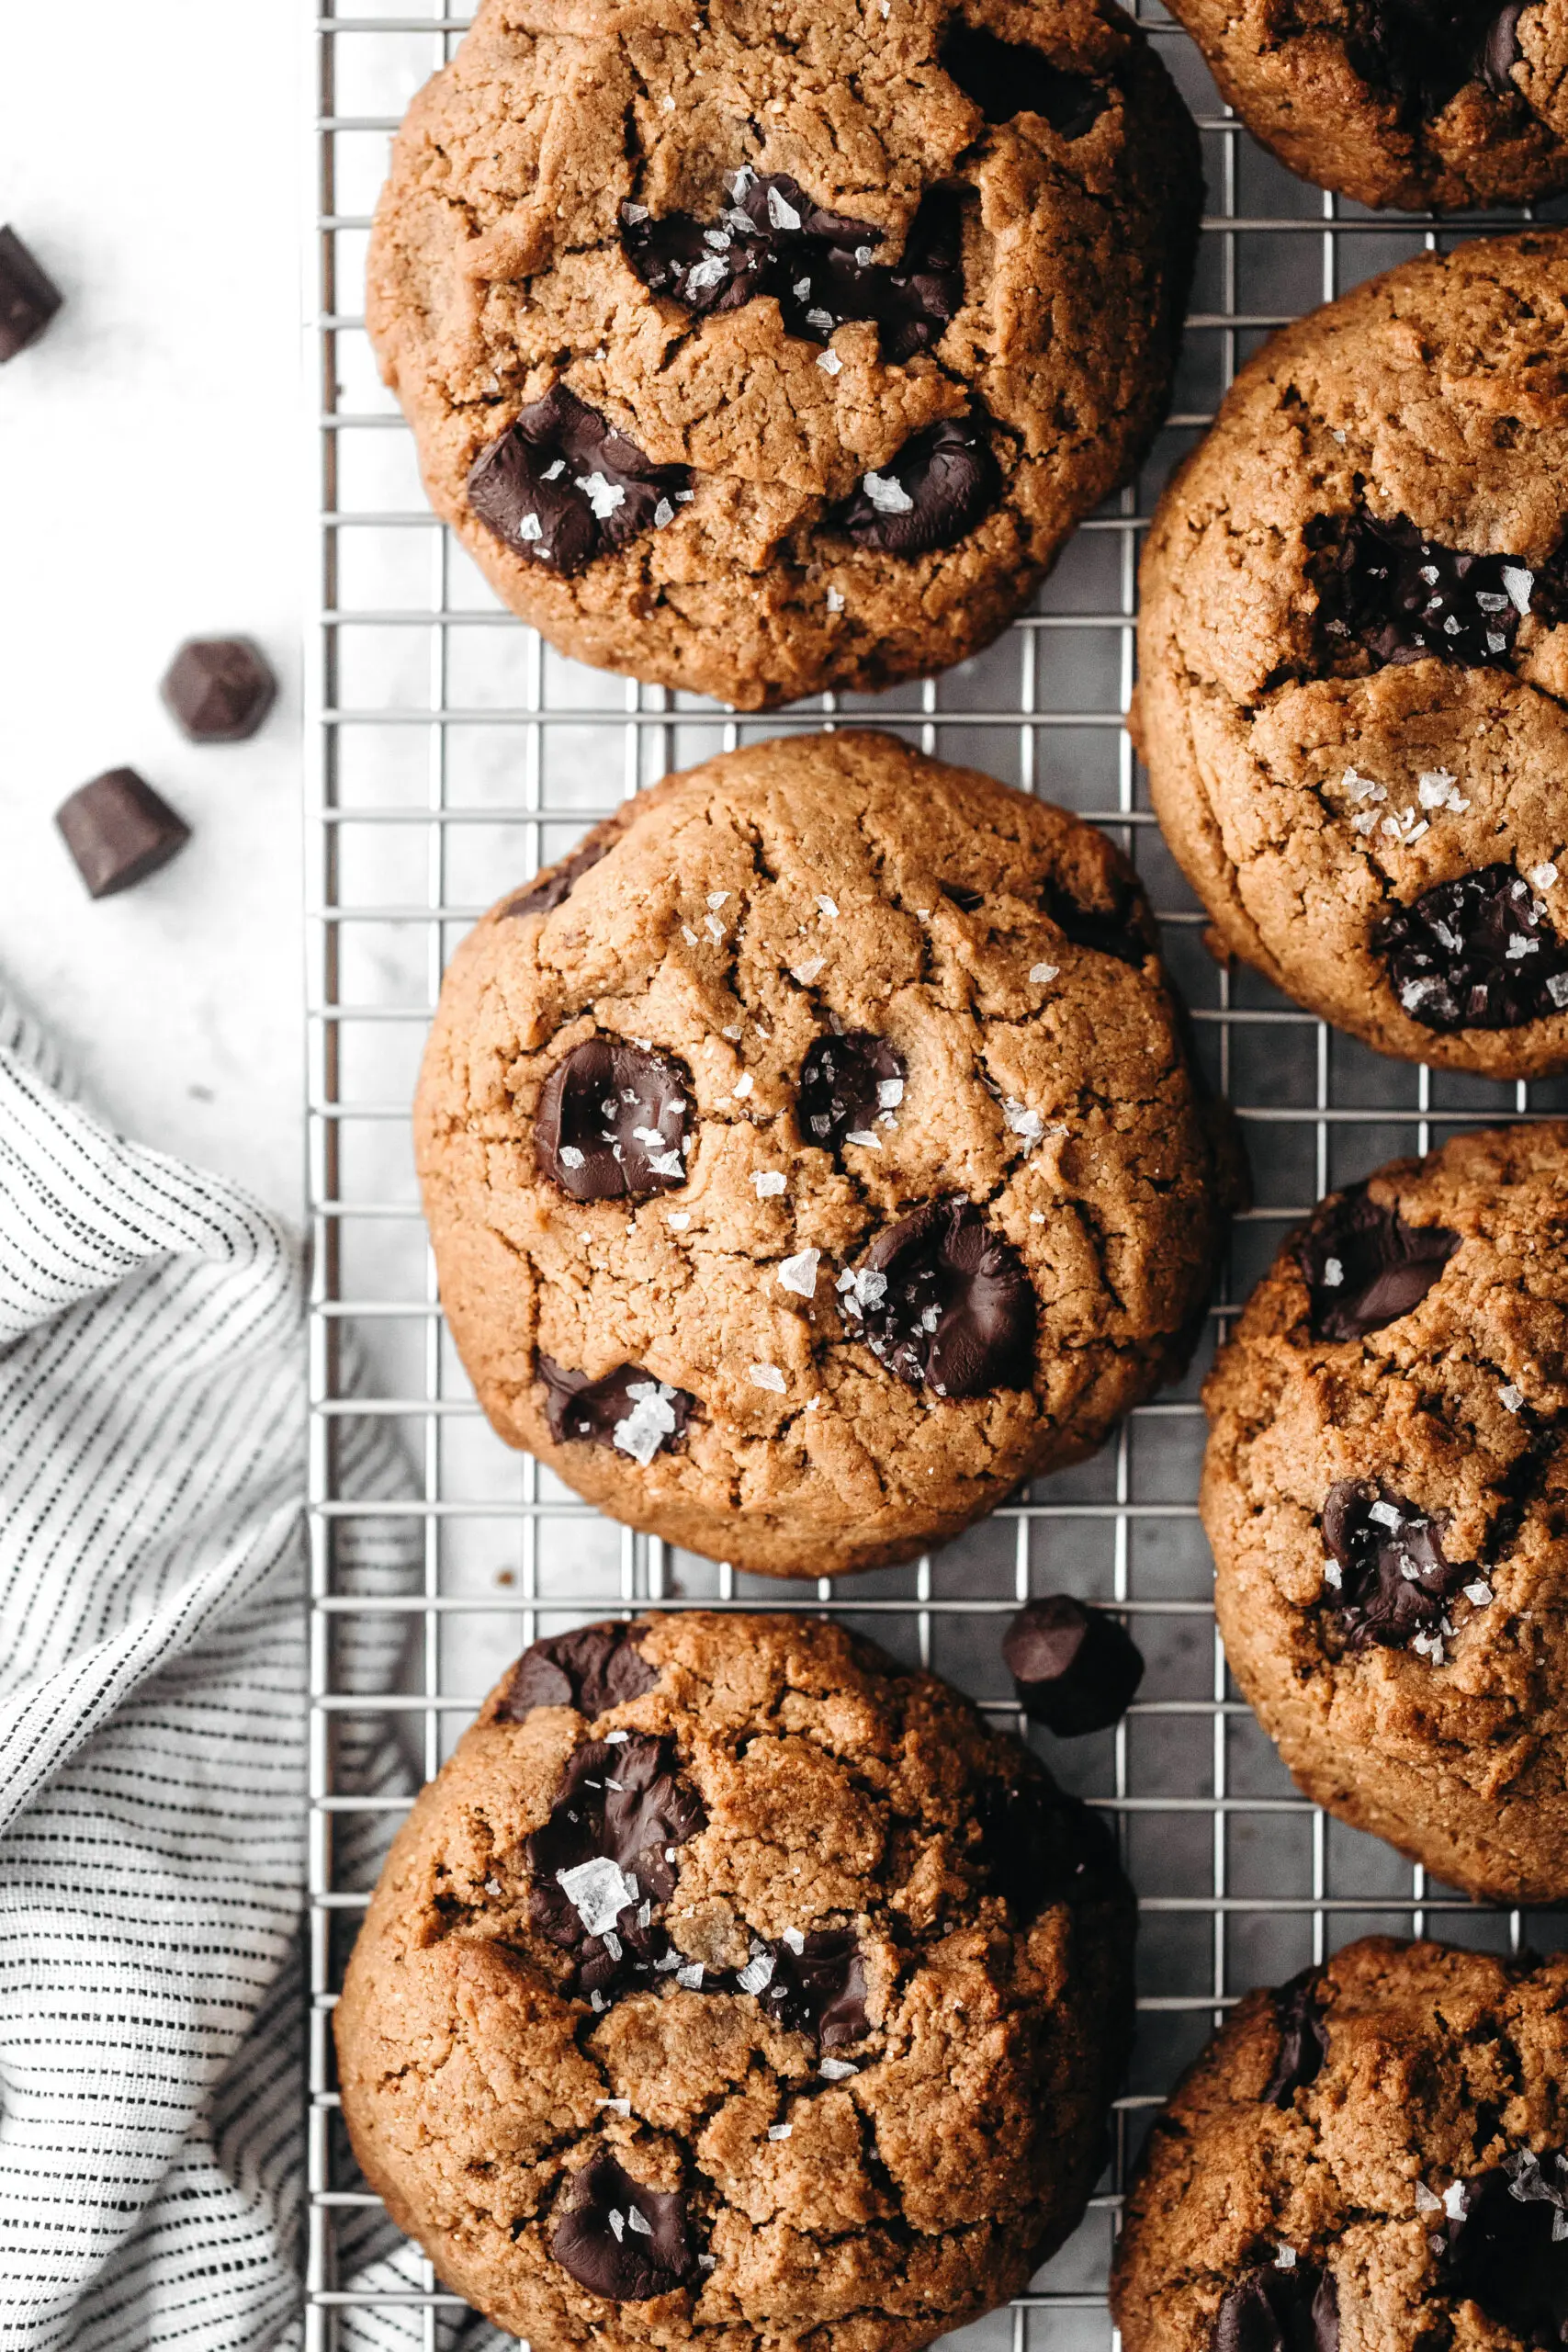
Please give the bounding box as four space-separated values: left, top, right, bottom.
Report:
55 769 191 899
551 2153 698 2302
1295 1186 1461 1341
835 414 1000 558
536 1038 694 1202
502 819 619 920
1213 2261 1338 2352
850 1197 1035 1398
1480 0 1527 91
160 638 276 743
1320 1481 1472 1654
1345 0 1528 120
1002 1596 1145 1736
1262 1970 1330 2108
1315 510 1535 670
498 1623 660 1724
757 1929 869 2049
798 1033 906 1155
941 881 985 912
467 385 691 580
624 173 964 364
527 1734 706 1958
0 225 63 363
941 21 1110 136
1438 2154 1568 2347
1039 876 1151 966
537 1359 698 1464
976 1774 1120 1922
1373 865 1568 1034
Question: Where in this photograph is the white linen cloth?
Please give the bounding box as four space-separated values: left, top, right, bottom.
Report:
0 995 510 2350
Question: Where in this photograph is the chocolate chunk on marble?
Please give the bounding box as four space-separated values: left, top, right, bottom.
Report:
55 769 191 899
1002 1596 1145 1736
537 1359 697 1464
798 1032 906 1155
550 2152 698 2302
1263 1970 1330 2108
1373 865 1568 1034
1320 1481 1473 1655
941 21 1110 136
851 1196 1035 1397
1295 1185 1461 1340
1439 2151 1568 2345
836 414 999 557
160 638 277 743
0 226 62 363
497 1622 660 1724
1213 2260 1338 2352
757 1929 869 2049
535 1037 693 1202
468 384 691 578
502 820 620 920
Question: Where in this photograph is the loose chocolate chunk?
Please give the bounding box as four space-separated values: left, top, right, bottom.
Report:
851 1196 1035 1398
1262 1970 1330 2108
798 1032 906 1156
160 638 276 743
758 1929 869 2049
528 1733 706 1955
1295 1185 1461 1341
1039 876 1151 967
835 414 1000 558
941 21 1110 135
502 819 623 920
1372 865 1568 1034
623 172 964 364
976 1773 1120 1921
1213 2261 1338 2352
535 1037 694 1202
1438 2154 1568 2346
498 1622 660 1724
0 226 62 363
55 770 191 899
467 385 691 580
537 1359 698 1465
1314 509 1535 670
1320 1481 1472 1654
1002 1596 1145 1736
551 2153 698 2302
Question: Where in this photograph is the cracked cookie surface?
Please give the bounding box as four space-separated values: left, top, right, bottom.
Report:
1135 232 1568 1080
1111 1936 1568 2352
1163 0 1568 209
414 729 1235 1578
335 1611 1135 2351
1202 1123 1568 1904
366 0 1200 709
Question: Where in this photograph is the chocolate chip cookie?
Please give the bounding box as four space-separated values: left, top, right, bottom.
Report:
1136 232 1568 1081
1111 1936 1568 2352
415 729 1235 1579
366 0 1201 709
1163 0 1568 209
334 1611 1135 2350
1202 1123 1568 1905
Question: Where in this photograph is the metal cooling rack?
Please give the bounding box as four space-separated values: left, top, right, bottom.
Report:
305 6 1568 2343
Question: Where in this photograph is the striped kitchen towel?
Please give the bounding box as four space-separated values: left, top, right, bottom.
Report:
0 995 509 2350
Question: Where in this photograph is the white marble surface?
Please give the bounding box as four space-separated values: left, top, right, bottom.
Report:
1 6 305 1220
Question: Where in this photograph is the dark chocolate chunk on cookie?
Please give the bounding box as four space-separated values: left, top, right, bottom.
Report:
757 1929 869 2049
468 385 691 579
1262 1970 1330 2108
538 1360 697 1464
835 414 1000 557
1373 865 1568 1035
1295 1185 1460 1340
502 818 623 920
1440 2150 1568 2344
1213 2260 1338 2352
550 2153 698 2301
1315 510 1534 671
498 1622 660 1723
798 1032 905 1155
1002 1596 1145 1736
535 1038 693 1202
1321 1481 1473 1654
851 1196 1035 1397
527 1733 705 1962
942 22 1109 135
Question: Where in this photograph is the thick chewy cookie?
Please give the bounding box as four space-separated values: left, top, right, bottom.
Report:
335 1611 1134 2350
366 0 1200 709
1202 1124 1568 1904
1165 0 1568 210
1111 1936 1568 2352
1137 234 1568 1081
415 730 1235 1577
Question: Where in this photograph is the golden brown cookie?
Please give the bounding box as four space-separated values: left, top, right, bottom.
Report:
335 1611 1135 2351
1164 0 1568 209
366 0 1200 709
1111 1936 1568 2352
1202 1123 1568 1905
415 729 1236 1578
1136 232 1568 1081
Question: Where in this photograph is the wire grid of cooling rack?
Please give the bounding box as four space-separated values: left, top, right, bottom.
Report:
304 6 1568 2343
